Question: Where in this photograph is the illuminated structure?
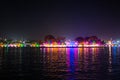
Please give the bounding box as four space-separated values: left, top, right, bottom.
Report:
1 36 120 48
0 41 102 48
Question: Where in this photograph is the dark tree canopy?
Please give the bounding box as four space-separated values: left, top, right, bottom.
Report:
75 37 84 42
44 35 56 42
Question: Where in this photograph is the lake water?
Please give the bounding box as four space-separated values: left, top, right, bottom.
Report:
0 47 120 80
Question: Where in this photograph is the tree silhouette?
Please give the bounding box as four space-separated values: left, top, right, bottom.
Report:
75 37 84 43
44 35 56 43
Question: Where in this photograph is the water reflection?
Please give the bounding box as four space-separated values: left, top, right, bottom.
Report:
0 47 120 80
42 48 102 80
108 46 112 72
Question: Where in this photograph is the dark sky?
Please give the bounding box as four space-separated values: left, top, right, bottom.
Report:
0 0 120 40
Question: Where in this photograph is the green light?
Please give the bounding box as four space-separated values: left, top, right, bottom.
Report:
4 44 7 47
36 44 39 47
20 44 24 47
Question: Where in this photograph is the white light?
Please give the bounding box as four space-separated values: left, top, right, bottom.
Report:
117 41 120 43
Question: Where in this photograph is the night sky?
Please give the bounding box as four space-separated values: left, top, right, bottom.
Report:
0 0 120 40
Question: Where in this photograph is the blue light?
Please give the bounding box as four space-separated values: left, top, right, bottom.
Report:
69 48 75 74
113 47 117 64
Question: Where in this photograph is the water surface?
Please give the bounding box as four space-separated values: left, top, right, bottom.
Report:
0 47 120 80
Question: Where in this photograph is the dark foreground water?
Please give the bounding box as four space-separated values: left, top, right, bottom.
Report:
0 47 120 80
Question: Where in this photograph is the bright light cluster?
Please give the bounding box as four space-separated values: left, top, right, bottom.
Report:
41 41 101 47
0 43 26 48
0 35 110 48
41 44 100 47
0 42 102 48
